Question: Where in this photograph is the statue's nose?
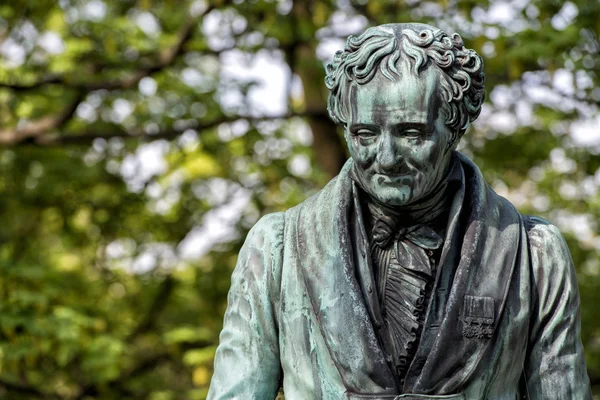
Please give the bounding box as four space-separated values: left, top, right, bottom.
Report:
376 132 400 171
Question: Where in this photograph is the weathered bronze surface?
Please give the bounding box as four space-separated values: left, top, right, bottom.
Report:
208 23 592 399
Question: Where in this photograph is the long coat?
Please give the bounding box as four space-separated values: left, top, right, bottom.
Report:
207 153 591 400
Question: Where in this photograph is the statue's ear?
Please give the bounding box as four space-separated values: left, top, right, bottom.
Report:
342 124 353 146
447 130 464 151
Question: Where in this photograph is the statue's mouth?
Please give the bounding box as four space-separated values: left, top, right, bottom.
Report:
375 173 413 185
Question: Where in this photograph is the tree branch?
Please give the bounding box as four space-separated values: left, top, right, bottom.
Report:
0 377 62 399
120 352 176 383
74 344 213 400
0 90 85 145
0 5 215 92
11 111 328 146
126 275 176 342
0 75 64 92
70 13 205 92
0 5 219 146
74 352 172 400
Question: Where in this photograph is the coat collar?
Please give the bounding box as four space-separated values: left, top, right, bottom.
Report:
293 159 398 394
293 152 523 395
410 153 524 394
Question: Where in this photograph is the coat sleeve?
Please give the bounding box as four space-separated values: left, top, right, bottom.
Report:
524 216 592 399
207 212 284 400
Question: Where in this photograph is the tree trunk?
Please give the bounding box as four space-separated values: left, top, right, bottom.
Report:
290 1 347 178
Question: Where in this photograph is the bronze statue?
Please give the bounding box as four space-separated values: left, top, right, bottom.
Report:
208 23 592 399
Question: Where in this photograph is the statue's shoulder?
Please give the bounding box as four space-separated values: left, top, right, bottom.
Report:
245 211 285 251
238 212 286 294
523 215 568 251
286 172 346 215
249 170 346 245
522 214 576 286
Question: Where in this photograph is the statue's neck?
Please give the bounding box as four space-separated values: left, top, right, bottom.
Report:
365 178 450 228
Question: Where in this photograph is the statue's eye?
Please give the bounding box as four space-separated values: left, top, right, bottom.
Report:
357 129 376 137
352 128 377 138
399 125 430 137
403 128 422 137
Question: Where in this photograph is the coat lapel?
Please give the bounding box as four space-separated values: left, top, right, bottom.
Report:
295 160 397 394
408 153 524 394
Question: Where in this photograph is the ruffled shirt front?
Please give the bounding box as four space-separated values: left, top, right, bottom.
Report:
365 202 445 385
369 225 441 384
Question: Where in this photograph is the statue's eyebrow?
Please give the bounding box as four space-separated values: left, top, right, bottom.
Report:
348 123 379 133
392 122 432 132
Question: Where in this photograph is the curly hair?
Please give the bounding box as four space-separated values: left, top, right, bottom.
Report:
325 23 485 146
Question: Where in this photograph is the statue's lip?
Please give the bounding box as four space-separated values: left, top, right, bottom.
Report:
374 173 412 179
374 173 413 183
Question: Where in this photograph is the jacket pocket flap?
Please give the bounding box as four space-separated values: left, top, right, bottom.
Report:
462 295 494 339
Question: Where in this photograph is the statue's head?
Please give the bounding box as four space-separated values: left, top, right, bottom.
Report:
325 23 485 207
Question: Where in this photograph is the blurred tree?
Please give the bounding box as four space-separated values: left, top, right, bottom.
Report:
0 0 598 398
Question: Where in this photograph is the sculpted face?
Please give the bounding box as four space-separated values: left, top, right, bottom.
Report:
345 62 456 207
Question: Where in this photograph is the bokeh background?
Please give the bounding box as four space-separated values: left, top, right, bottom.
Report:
0 0 599 398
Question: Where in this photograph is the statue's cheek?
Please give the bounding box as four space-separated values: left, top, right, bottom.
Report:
413 138 444 165
344 131 378 167
347 140 375 166
356 146 378 169
403 142 431 168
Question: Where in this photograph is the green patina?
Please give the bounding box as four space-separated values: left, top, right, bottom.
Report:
208 23 592 400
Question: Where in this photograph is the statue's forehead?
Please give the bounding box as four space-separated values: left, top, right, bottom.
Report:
349 67 441 124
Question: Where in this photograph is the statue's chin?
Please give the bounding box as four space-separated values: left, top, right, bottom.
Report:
367 185 415 208
354 171 437 207
367 179 445 208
